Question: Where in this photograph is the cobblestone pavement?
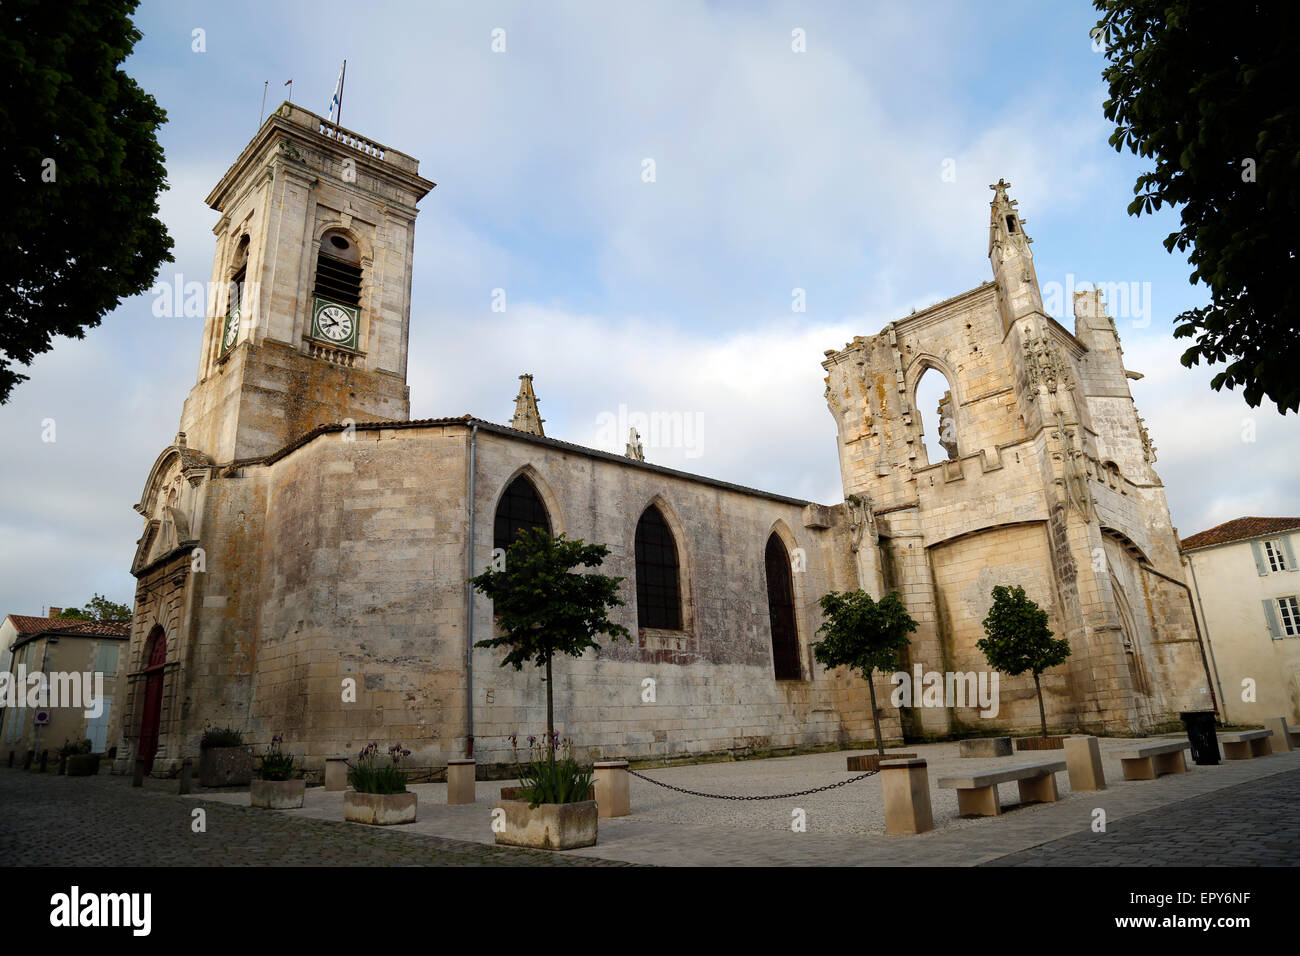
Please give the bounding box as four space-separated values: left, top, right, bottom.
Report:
0 770 632 866
984 767 1300 867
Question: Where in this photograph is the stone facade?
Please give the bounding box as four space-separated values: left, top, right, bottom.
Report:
116 120 1210 777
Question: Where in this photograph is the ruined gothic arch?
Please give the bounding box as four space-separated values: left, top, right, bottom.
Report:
630 493 693 634
906 353 963 462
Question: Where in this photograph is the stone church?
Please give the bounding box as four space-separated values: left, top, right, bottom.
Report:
115 104 1211 776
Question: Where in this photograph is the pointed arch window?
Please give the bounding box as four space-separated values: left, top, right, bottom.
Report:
493 475 551 553
635 506 681 630
765 534 801 680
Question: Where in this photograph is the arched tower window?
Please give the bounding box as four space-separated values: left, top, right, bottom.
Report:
313 229 363 307
229 235 250 312
765 534 801 680
635 505 681 630
915 367 958 463
493 475 551 553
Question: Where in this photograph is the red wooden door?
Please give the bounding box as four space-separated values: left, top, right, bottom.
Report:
138 632 167 773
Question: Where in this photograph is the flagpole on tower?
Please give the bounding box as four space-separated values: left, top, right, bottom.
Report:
338 60 346 128
329 59 347 128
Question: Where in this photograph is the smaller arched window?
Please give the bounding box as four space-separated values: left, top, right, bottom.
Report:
635 506 681 630
229 235 250 311
493 475 551 553
313 229 362 307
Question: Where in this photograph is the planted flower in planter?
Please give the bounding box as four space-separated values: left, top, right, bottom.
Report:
198 724 252 787
61 739 99 777
344 742 416 825
494 735 597 851
250 735 304 809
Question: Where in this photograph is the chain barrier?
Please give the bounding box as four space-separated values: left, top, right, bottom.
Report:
626 767 879 801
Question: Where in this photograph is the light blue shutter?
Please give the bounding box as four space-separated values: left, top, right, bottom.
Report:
1251 540 1269 575
1282 535 1298 572
93 642 118 677
1262 599 1283 639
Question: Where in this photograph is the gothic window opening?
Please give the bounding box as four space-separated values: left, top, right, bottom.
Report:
493 475 552 554
765 534 801 680
1006 215 1017 233
313 230 363 307
635 505 681 630
914 366 958 463
229 236 249 312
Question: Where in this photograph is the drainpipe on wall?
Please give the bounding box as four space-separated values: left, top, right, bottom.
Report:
1139 560 1219 716
464 422 479 759
1183 554 1226 716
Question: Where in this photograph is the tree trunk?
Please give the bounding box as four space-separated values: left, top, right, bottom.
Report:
545 656 555 761
1034 672 1047 739
867 670 885 758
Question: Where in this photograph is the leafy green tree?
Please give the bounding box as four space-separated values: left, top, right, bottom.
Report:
470 528 631 754
55 594 131 622
812 589 917 757
977 585 1070 739
1 0 173 403
1093 1 1300 414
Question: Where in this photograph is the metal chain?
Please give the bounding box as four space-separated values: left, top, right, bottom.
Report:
626 767 879 801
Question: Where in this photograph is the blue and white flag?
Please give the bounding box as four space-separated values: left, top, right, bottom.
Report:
328 61 346 123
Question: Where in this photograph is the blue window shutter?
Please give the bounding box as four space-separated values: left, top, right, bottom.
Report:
1251 540 1269 575
1262 599 1283 639
1282 535 1298 572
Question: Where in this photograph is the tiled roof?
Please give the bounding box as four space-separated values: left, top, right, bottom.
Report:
5 615 131 639
1180 517 1300 552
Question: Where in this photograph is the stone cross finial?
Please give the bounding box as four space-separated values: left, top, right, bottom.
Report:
509 373 545 436
626 428 645 461
990 178 1012 201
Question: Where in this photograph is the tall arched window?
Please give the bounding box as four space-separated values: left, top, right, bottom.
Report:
493 474 551 553
915 366 958 462
635 505 681 630
765 534 801 679
313 229 363 307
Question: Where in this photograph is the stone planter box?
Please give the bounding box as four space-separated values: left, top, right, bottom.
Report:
250 779 305 809
493 799 598 850
344 791 417 825
65 754 100 777
959 736 1013 758
847 753 917 772
500 785 596 801
199 746 253 787
1014 735 1068 751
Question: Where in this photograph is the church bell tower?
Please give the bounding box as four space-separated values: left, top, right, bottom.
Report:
180 103 435 463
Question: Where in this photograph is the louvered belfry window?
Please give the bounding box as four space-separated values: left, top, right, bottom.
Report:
635 506 681 630
493 475 551 554
314 230 362 307
765 534 801 680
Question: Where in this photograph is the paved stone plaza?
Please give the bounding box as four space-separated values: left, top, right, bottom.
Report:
3 738 1297 866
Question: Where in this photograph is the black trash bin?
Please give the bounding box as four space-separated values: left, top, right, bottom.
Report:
1180 710 1220 766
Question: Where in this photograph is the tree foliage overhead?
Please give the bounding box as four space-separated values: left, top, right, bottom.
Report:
55 594 132 622
1 0 173 404
812 589 917 756
1094 1 1300 414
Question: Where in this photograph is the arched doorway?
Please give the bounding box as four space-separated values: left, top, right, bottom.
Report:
138 628 167 775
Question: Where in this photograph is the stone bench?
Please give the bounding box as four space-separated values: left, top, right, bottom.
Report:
1220 730 1272 759
959 736 1012 758
1113 741 1191 780
1262 716 1294 752
937 760 1066 817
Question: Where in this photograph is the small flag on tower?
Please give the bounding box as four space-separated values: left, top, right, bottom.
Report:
328 60 346 125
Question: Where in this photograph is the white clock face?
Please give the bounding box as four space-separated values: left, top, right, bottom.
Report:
222 312 239 349
316 304 354 343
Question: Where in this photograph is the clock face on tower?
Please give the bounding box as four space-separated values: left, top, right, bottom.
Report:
221 306 239 353
311 298 359 349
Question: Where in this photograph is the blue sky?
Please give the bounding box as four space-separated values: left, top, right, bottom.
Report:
1 0 1296 616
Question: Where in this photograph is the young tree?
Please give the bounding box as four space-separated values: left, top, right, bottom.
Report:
1 0 173 403
812 589 917 757
470 528 631 756
1093 0 1300 414
977 585 1071 740
55 594 131 622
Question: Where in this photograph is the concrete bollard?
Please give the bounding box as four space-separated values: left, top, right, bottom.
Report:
179 757 194 794
446 758 476 805
1064 735 1107 791
324 755 349 792
881 758 933 835
23 751 33 771
1262 717 1292 752
593 760 631 818
132 755 146 787
7 751 13 767
38 750 48 773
